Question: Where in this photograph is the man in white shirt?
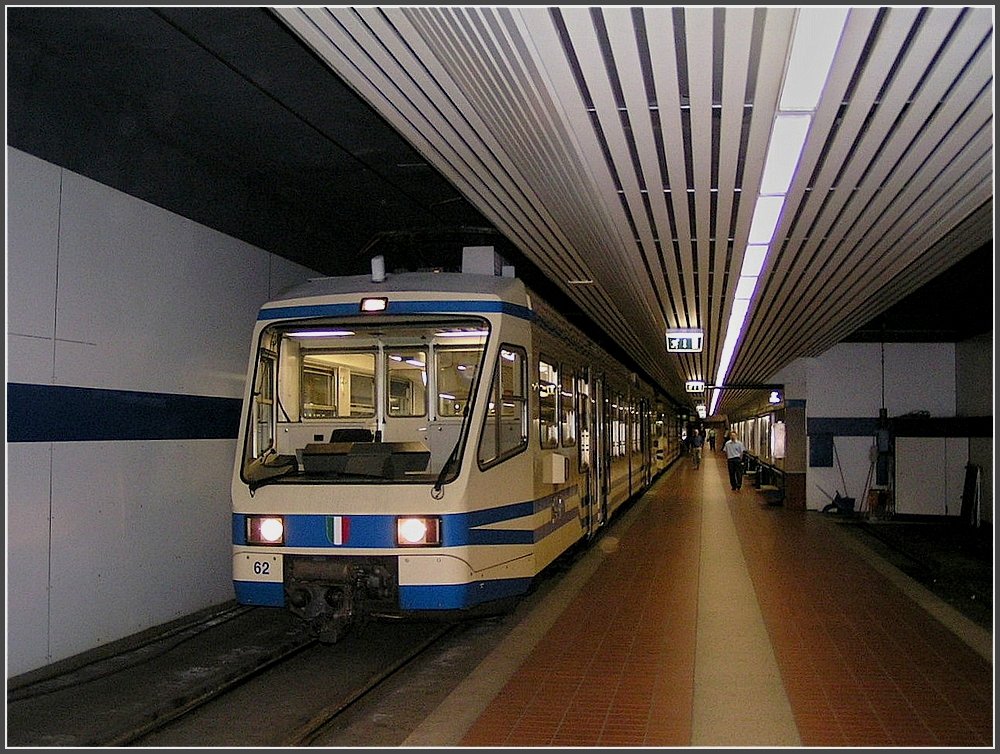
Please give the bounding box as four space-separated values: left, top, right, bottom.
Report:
723 430 747 491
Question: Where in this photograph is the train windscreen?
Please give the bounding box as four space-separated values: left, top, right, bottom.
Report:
241 317 489 487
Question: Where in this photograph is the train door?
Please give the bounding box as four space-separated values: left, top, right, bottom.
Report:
593 375 610 528
576 368 596 539
641 398 652 486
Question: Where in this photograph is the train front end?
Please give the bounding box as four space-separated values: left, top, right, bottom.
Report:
230 271 535 639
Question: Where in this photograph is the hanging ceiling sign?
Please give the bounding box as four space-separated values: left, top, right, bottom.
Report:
685 380 705 393
666 329 704 353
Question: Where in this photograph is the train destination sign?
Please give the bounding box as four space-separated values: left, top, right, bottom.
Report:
666 328 704 353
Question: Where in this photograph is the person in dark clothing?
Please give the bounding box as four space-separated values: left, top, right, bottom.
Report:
690 429 704 468
723 430 746 490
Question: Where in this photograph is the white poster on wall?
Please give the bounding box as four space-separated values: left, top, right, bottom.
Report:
771 421 786 459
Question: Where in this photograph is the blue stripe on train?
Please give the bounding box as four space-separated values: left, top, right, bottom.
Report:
233 498 545 548
234 580 285 606
399 578 532 610
258 299 534 322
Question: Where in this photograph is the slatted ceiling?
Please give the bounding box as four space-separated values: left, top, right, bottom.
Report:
406 4 673 377
556 16 656 297
733 7 990 384
602 11 674 328
273 5 992 416
643 9 691 330
806 187 991 350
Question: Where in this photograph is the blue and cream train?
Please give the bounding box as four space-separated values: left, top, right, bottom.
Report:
231 247 681 639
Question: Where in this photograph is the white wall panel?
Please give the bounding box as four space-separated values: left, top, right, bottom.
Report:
956 332 992 416
7 148 320 677
7 149 60 340
268 256 316 300
945 436 971 517
7 336 56 386
884 342 956 417
7 150 61 385
894 437 968 516
797 341 964 513
6 444 55 677
805 342 959 420
53 172 270 398
46 440 235 662
806 343 884 417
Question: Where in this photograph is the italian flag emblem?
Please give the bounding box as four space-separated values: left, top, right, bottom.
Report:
328 515 350 545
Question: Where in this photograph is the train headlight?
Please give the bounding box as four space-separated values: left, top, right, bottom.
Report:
396 516 441 547
247 516 285 545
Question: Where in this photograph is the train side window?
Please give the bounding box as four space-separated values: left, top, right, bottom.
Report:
560 367 576 448
478 345 527 467
253 353 275 458
538 357 558 449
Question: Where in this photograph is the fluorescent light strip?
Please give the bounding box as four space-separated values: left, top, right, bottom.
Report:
710 8 848 416
288 330 355 338
740 245 769 278
735 276 758 300
779 8 850 111
747 195 786 245
436 329 489 338
759 113 812 195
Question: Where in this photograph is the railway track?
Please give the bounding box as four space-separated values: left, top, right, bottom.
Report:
7 604 316 747
128 618 471 747
8 516 620 747
7 602 475 748
7 604 258 704
275 623 458 747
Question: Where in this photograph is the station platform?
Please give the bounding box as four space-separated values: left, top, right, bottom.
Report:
404 452 993 748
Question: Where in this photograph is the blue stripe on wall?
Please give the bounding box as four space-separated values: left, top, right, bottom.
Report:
7 383 242 442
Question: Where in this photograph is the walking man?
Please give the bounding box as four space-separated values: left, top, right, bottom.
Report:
723 430 746 490
690 428 704 469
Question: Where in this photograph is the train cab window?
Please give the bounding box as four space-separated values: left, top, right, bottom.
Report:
349 371 376 417
242 318 485 485
386 349 427 417
301 363 338 419
538 358 558 449
559 368 576 448
436 348 482 417
478 346 528 466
